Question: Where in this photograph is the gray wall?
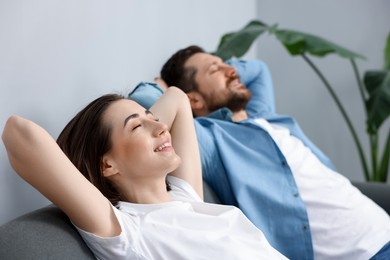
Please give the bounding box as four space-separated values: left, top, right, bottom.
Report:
0 0 257 225
256 0 390 183
1 0 389 226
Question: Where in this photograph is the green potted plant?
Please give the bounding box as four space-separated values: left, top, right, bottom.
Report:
213 20 390 182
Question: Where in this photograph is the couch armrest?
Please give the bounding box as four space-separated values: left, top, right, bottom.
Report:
0 205 95 260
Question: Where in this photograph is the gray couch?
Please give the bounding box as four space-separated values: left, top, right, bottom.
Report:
1 181 389 260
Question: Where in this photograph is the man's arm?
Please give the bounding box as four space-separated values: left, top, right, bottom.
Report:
128 81 164 110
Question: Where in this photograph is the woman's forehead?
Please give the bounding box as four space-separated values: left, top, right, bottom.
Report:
104 99 145 120
113 99 143 111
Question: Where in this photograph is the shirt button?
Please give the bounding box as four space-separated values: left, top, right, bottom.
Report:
303 224 309 231
281 160 287 166
293 192 299 197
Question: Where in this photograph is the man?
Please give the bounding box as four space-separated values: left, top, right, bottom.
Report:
129 45 390 260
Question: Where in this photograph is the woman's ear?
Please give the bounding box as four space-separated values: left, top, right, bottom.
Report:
101 157 118 178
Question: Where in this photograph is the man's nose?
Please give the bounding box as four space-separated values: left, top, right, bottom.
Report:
224 65 237 77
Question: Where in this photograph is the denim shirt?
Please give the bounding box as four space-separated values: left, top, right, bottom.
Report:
129 59 336 260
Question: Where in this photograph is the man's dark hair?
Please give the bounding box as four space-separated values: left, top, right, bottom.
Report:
160 45 205 93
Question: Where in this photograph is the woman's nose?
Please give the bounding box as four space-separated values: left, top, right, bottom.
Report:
152 121 168 137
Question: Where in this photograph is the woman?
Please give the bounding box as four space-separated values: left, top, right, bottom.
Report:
2 87 287 259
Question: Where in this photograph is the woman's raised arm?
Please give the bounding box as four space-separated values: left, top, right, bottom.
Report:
2 115 120 237
150 87 203 198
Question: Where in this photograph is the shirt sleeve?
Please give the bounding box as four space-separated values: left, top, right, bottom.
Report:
128 81 164 109
227 59 276 117
73 204 143 260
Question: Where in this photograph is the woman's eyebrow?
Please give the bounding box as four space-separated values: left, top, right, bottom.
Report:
123 113 139 127
145 110 153 116
123 110 153 127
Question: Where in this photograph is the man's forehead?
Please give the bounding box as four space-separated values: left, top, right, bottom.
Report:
186 53 222 69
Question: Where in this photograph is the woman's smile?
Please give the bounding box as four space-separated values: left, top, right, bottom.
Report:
154 141 173 152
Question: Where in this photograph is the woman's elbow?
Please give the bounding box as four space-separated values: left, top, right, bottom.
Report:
2 115 22 145
2 115 37 159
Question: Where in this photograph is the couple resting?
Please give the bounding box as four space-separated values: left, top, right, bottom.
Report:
3 45 390 260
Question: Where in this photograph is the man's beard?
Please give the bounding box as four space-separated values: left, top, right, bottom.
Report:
207 87 252 113
225 90 252 112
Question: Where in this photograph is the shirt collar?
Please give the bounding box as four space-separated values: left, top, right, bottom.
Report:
205 107 234 122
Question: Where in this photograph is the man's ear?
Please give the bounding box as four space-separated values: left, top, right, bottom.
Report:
101 157 119 178
186 91 205 111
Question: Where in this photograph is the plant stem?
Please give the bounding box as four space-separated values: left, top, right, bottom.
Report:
351 58 378 181
350 59 368 113
301 54 370 180
370 134 378 181
379 130 390 182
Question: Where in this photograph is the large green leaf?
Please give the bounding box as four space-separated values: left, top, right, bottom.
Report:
213 20 268 61
364 70 390 133
273 29 365 59
385 32 390 70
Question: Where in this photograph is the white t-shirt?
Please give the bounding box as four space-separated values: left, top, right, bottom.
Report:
75 176 288 260
255 118 390 260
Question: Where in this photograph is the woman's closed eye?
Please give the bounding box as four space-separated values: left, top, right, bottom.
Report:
131 118 158 131
132 124 141 130
126 111 159 131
